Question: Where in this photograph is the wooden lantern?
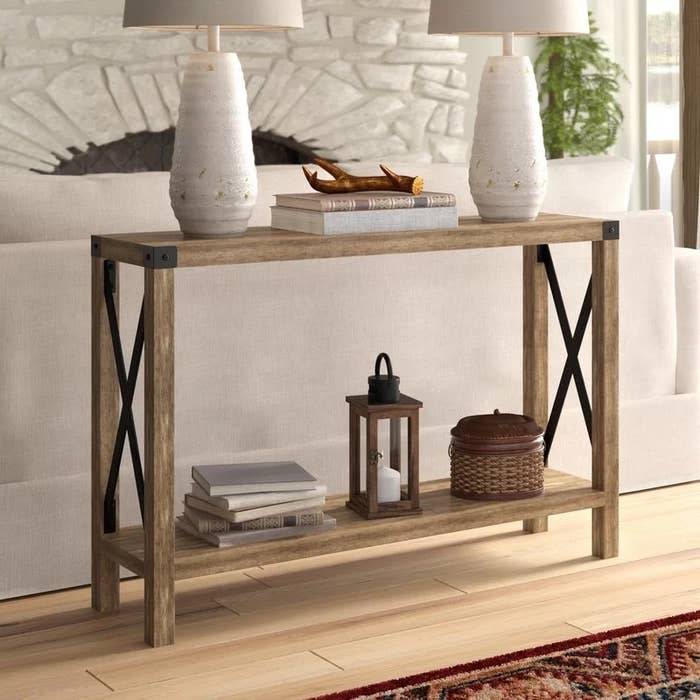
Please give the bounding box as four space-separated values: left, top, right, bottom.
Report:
346 394 423 519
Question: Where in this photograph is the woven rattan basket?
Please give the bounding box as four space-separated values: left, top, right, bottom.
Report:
449 410 545 501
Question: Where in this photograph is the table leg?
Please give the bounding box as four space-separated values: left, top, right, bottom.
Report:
522 245 549 534
408 412 420 510
91 258 121 613
592 240 620 559
349 408 360 499
144 268 175 647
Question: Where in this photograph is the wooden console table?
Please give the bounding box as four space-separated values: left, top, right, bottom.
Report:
91 214 620 647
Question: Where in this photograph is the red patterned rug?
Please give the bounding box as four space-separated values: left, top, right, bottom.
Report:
310 611 700 699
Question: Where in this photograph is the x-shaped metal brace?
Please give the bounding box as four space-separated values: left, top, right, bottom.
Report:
537 245 593 464
103 260 146 534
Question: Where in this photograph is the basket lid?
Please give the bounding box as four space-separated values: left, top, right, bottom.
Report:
450 410 543 445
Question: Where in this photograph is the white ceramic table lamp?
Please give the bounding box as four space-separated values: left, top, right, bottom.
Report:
123 1 303 237
429 1 589 222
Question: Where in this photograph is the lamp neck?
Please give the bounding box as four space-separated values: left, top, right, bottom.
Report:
208 25 221 52
502 32 515 56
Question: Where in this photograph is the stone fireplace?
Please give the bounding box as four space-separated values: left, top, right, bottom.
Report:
49 128 323 175
0 0 470 175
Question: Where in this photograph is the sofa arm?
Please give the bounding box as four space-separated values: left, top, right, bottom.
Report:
675 247 700 394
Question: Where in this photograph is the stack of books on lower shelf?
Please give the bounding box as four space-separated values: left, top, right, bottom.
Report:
270 191 459 235
177 461 335 548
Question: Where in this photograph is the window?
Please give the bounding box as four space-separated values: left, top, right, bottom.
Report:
647 0 680 237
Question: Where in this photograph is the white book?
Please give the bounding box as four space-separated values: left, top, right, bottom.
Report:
192 461 318 496
184 492 327 524
183 505 325 534
190 482 327 511
270 205 459 236
177 515 337 548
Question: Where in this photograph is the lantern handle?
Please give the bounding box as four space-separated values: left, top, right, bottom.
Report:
374 353 394 378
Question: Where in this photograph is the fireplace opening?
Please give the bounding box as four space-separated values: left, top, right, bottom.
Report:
44 128 323 175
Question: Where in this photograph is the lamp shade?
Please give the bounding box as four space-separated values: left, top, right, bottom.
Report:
123 0 304 30
428 0 590 36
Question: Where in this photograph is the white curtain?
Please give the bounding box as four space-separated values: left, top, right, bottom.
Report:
586 0 647 211
645 0 683 243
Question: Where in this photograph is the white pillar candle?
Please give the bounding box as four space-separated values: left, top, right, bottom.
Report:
377 464 401 503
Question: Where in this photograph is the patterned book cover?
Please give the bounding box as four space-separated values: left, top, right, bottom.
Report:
177 515 337 548
275 191 457 213
239 510 325 531
184 505 325 534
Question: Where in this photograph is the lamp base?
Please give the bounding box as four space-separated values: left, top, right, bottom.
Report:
469 56 547 223
170 52 258 237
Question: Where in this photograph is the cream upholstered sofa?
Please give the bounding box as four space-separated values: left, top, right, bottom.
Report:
0 156 698 599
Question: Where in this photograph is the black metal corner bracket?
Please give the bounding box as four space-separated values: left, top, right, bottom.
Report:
103 259 146 533
537 245 593 464
602 221 620 241
143 246 178 269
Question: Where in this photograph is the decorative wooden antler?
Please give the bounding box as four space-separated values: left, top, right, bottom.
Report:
303 158 424 196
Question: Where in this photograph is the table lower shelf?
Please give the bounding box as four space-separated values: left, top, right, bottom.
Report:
103 469 606 581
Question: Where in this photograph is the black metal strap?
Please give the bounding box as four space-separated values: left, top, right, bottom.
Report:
538 245 593 463
103 260 146 533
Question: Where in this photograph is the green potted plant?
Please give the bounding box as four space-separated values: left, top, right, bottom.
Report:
535 13 627 159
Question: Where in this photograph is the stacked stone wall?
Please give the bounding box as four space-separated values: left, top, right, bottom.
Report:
0 0 469 174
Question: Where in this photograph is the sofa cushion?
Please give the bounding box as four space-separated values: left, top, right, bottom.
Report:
545 211 678 404
0 172 179 244
0 474 92 598
545 156 633 215
550 394 700 492
675 248 700 394
0 210 676 489
0 157 633 244
617 211 678 399
0 238 522 485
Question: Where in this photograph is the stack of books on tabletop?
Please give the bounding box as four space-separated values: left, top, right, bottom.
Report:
178 461 335 548
271 191 459 236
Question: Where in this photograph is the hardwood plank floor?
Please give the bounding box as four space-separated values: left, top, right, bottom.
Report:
0 482 698 700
